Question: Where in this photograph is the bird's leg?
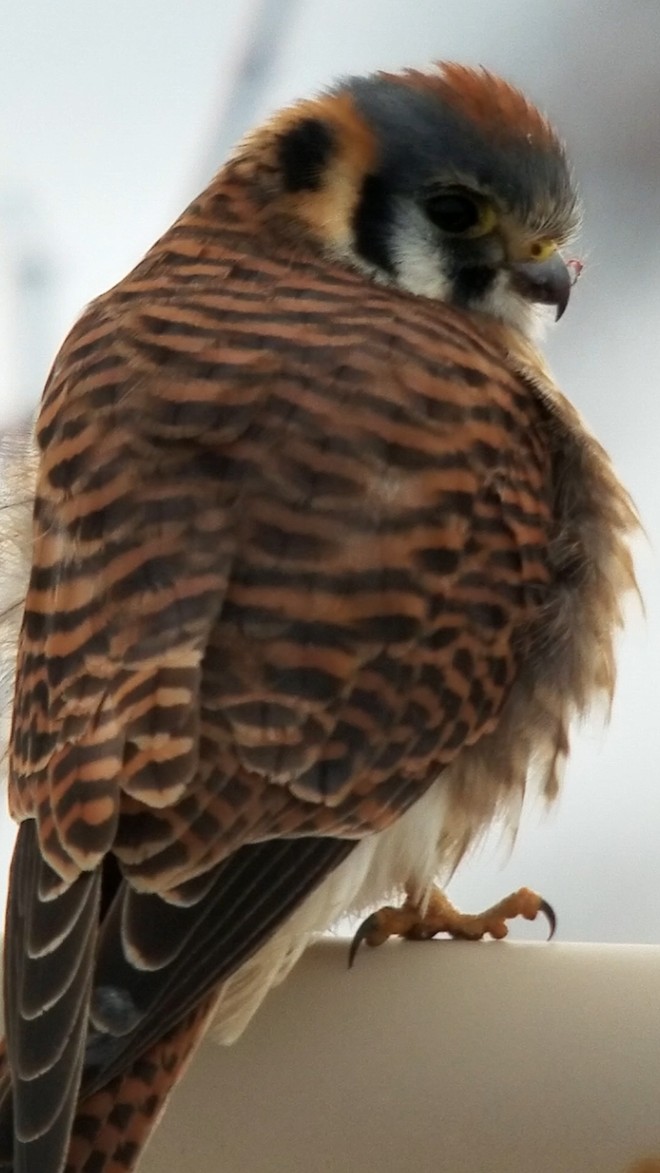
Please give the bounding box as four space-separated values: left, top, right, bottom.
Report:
349 884 555 966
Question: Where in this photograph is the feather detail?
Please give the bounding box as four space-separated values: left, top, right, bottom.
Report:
66 993 216 1173
1 822 101 1173
432 332 640 870
208 331 640 1047
0 425 37 797
209 780 451 1044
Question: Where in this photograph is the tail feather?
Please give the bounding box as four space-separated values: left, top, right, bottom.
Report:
0 998 215 1173
65 995 215 1173
0 1043 11 1171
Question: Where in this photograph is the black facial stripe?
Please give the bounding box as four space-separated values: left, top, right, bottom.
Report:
352 172 395 273
277 118 335 192
450 265 497 307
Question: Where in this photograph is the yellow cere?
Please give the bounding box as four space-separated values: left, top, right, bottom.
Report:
527 238 557 262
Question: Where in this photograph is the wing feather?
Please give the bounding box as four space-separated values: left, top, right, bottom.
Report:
81 837 353 1097
2 822 101 1173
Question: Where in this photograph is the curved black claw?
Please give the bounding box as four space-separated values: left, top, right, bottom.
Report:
347 913 379 969
540 898 557 941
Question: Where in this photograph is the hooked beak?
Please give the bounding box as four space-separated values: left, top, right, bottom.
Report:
509 251 573 321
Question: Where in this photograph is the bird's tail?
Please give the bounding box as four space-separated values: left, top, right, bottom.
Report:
0 1041 12 1170
0 994 216 1173
65 994 216 1173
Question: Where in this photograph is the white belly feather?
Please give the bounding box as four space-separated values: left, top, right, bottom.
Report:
209 780 451 1044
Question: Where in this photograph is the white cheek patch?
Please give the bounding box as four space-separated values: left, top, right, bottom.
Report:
389 202 454 301
383 205 553 341
338 199 553 343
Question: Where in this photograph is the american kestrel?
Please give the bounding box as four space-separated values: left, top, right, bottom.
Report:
0 63 638 1172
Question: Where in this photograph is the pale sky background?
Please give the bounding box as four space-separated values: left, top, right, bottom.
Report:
0 0 659 942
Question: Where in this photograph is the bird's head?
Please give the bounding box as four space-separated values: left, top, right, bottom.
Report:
253 63 581 337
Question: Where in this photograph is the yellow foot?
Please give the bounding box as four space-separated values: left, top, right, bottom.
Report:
348 885 555 967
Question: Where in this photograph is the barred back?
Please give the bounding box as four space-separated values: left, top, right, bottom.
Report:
12 151 562 890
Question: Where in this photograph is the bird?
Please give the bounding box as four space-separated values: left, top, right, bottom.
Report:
0 61 639 1173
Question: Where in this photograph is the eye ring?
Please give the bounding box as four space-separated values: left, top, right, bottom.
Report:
424 189 496 238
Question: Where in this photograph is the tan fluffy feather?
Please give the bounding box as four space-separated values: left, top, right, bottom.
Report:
0 423 37 795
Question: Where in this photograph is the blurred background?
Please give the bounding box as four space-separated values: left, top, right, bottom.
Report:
0 0 658 942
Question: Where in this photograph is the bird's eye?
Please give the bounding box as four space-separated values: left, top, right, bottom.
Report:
424 190 495 237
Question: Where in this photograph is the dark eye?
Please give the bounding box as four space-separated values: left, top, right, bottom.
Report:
425 191 487 235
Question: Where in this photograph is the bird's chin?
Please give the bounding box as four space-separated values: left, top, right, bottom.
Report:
472 274 552 342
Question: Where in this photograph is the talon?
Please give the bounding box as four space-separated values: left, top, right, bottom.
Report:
539 897 557 940
348 885 557 965
347 913 379 969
